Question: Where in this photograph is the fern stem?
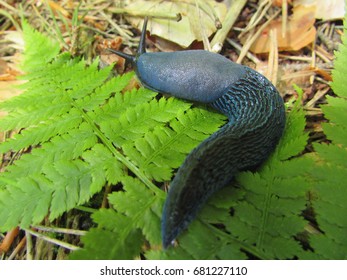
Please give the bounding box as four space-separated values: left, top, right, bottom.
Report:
257 183 272 250
25 229 80 251
74 205 97 214
31 225 87 236
25 230 34 260
72 100 165 198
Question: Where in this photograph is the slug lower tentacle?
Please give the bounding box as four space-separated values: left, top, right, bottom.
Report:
109 18 286 248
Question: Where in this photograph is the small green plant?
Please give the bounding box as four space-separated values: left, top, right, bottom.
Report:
0 21 225 256
298 15 347 259
0 18 346 260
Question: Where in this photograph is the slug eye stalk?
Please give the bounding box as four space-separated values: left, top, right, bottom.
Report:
107 17 148 64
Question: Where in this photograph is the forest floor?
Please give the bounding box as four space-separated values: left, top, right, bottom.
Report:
0 0 344 260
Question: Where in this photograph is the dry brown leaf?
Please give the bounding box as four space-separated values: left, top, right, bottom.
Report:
123 0 227 48
97 36 127 73
295 0 345 20
247 5 316 53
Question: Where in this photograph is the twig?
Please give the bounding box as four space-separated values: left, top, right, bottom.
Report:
98 10 133 41
314 45 334 63
237 10 281 64
281 0 288 38
226 38 260 64
195 0 222 29
25 230 33 260
305 88 330 108
31 225 87 236
195 0 211 51
278 54 313 62
25 229 80 251
268 28 279 86
8 236 26 260
210 0 247 53
280 69 316 81
240 0 272 36
0 7 22 31
108 7 181 21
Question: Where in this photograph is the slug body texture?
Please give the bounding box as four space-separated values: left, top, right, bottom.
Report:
135 51 246 103
109 18 286 248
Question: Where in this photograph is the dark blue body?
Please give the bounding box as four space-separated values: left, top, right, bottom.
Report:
136 50 246 103
155 64 286 248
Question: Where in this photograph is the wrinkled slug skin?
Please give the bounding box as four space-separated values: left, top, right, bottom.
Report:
161 67 285 248
108 18 286 248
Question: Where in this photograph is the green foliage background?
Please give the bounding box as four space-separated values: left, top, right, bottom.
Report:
0 18 346 259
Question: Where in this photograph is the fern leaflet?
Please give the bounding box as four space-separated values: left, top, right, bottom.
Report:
300 13 347 260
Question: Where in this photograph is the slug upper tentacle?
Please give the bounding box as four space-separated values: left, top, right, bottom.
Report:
109 17 286 249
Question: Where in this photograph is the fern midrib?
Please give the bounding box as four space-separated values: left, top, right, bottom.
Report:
142 125 189 170
69 98 165 198
256 179 272 250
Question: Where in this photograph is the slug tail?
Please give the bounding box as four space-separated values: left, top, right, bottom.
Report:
161 123 238 248
161 68 286 248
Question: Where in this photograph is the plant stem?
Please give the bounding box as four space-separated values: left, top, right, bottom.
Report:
25 229 80 251
210 0 247 53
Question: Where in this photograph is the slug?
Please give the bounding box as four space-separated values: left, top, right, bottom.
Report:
109 18 286 248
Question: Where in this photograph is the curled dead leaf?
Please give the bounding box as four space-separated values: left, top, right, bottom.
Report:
246 5 316 54
121 0 227 48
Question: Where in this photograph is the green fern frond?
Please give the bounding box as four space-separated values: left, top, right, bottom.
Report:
0 22 226 254
0 124 99 228
71 212 144 260
320 96 347 145
82 144 125 192
21 20 61 72
331 15 347 100
301 13 347 260
98 97 192 146
274 86 308 160
0 109 83 153
108 177 165 245
71 177 164 260
76 72 134 111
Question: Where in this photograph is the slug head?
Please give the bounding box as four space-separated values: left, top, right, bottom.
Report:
109 17 247 104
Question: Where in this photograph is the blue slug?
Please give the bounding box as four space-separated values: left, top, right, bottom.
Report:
109 18 286 248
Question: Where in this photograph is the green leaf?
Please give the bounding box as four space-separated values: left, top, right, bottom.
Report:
108 177 164 245
21 20 61 72
302 11 347 259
